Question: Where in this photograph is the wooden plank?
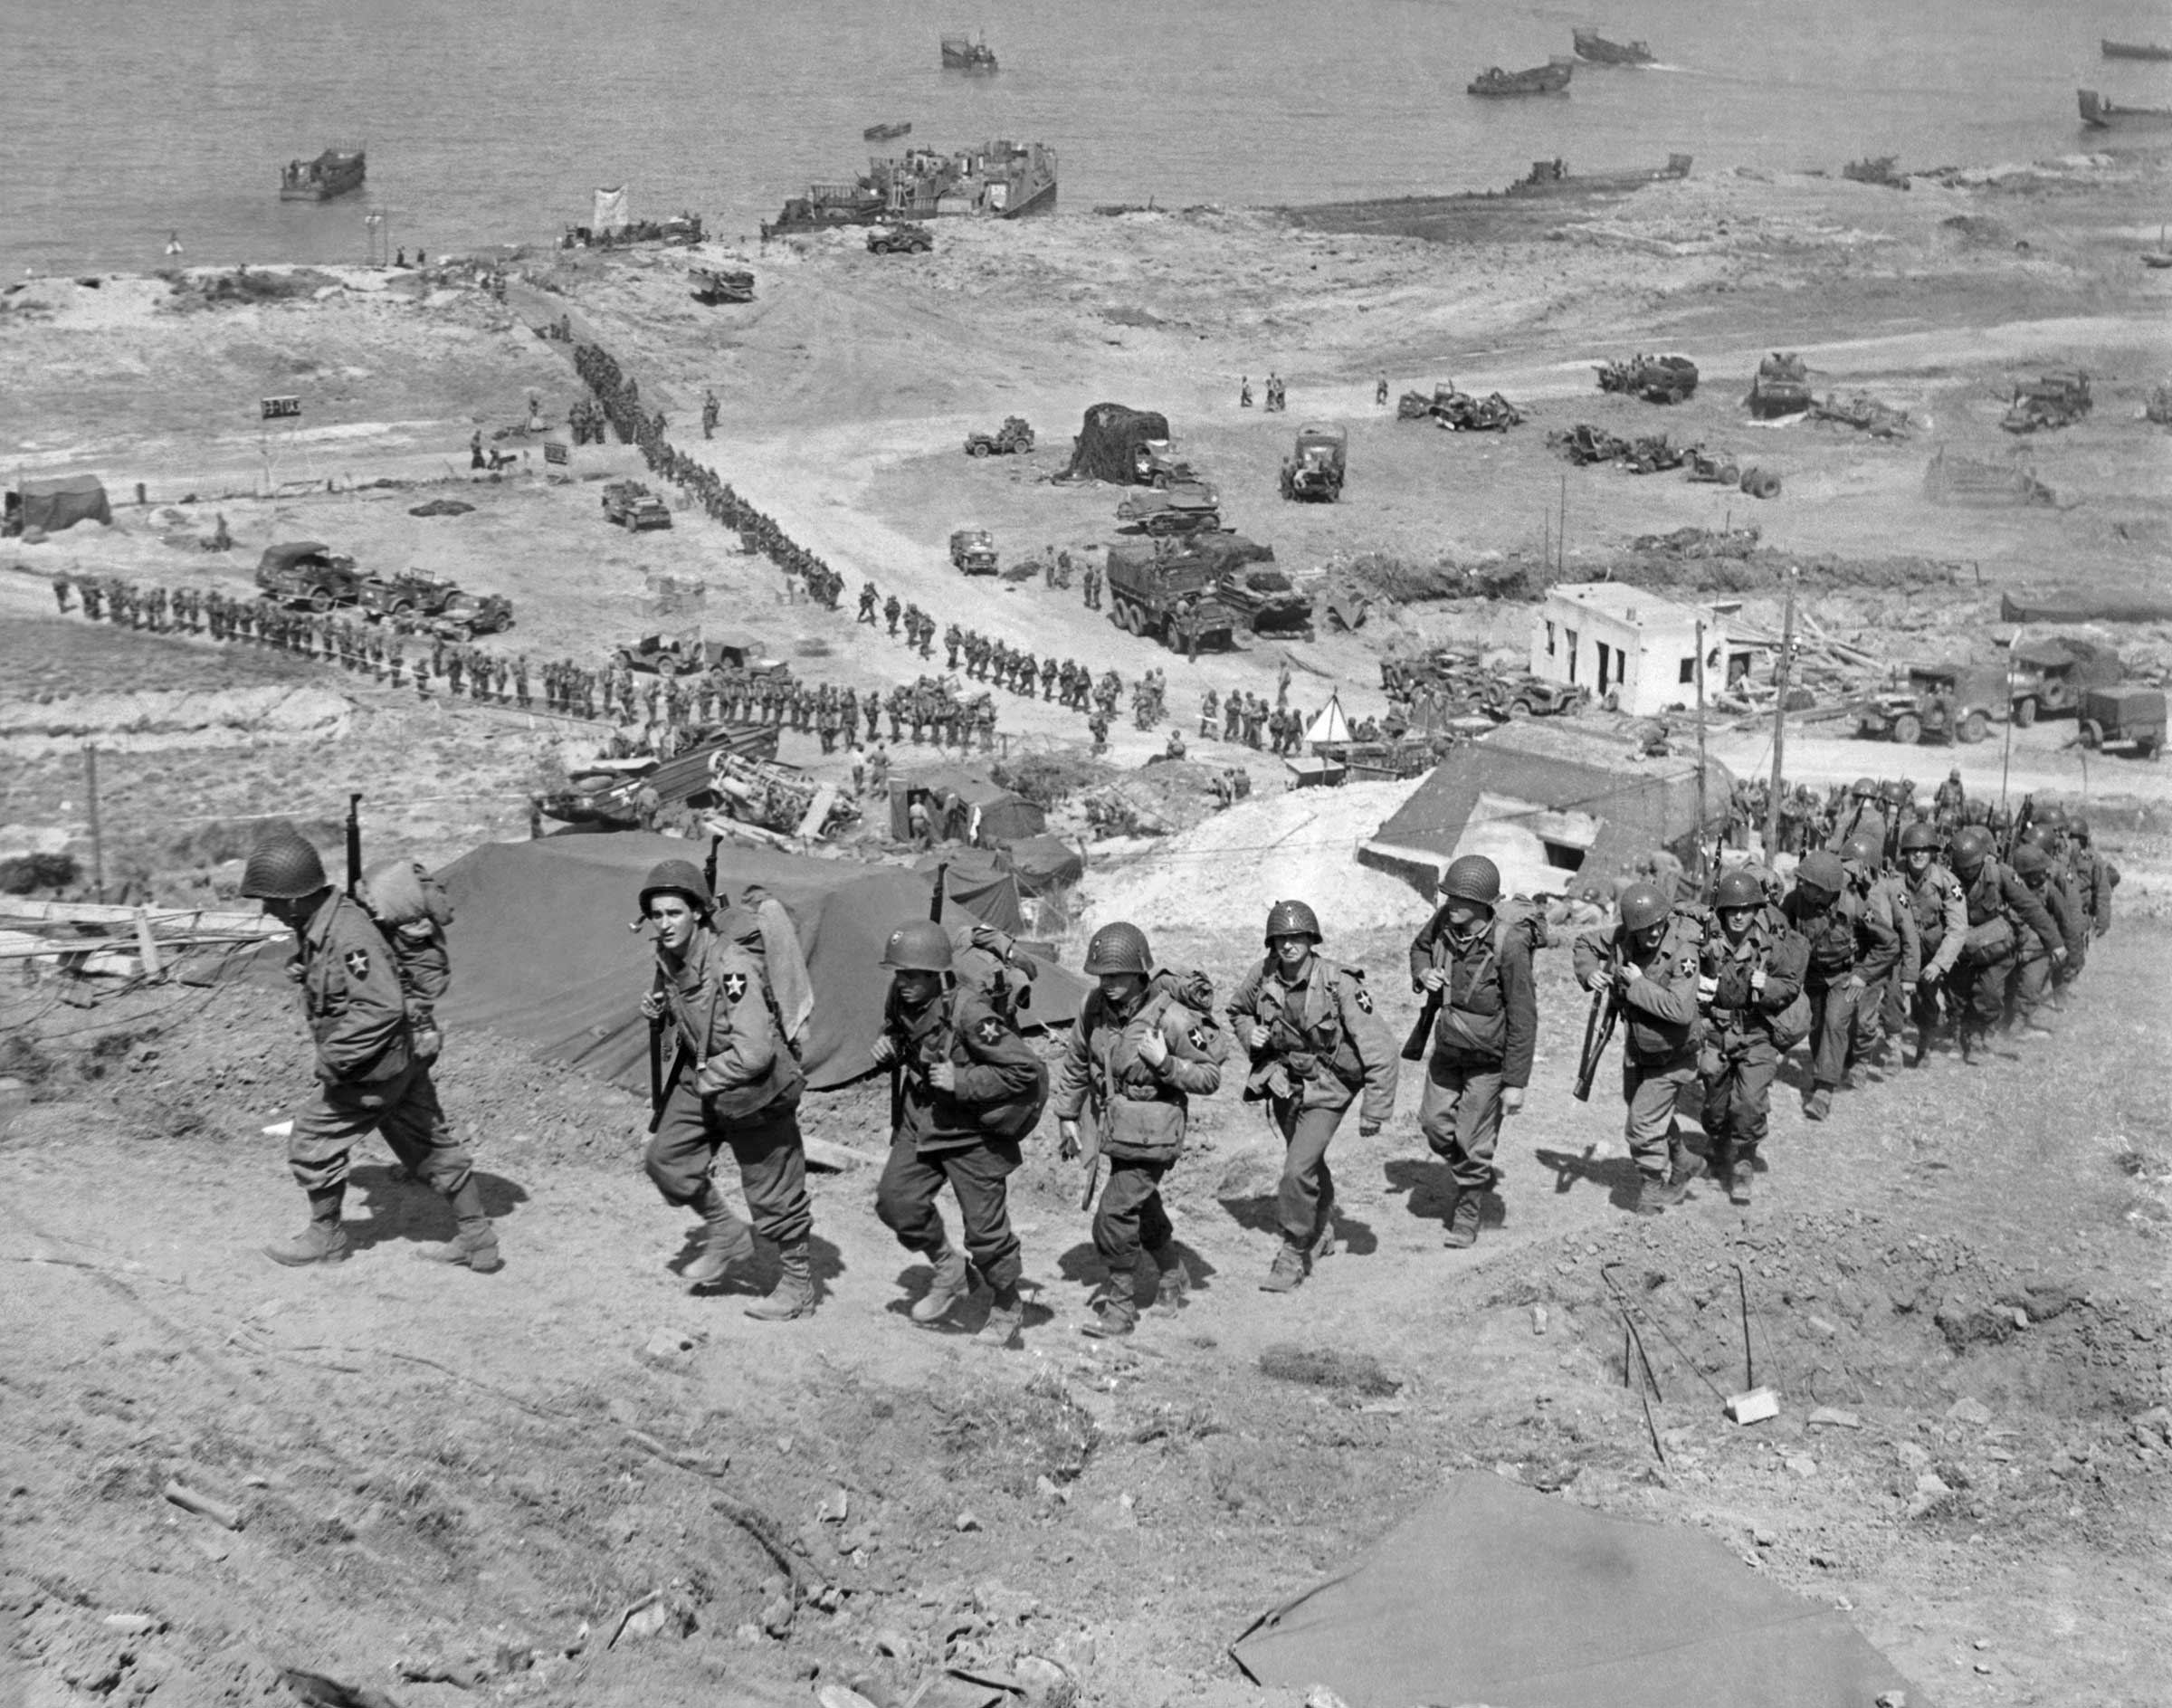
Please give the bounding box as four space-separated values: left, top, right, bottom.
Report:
0 899 278 934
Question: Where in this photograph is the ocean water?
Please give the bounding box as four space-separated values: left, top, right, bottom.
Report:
5 0 2166 274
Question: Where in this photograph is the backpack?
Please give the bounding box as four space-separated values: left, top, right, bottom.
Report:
358 859 454 1026
944 986 1048 1140
1766 988 1814 1053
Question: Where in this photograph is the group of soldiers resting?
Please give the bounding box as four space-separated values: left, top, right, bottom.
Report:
233 762 2120 1346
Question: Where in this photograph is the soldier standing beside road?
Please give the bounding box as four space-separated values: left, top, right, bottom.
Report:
1227 901 1396 1291
636 862 816 1320
1695 869 1808 1206
1934 768 1966 831
1053 923 1227 1338
872 921 1045 1350
1573 881 1706 1214
1408 856 1536 1247
241 833 501 1274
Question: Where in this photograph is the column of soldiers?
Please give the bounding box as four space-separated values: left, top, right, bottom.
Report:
237 783 2120 1348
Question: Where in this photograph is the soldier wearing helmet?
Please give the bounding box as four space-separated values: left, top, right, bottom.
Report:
2006 843 2083 1036
241 831 500 1274
1944 825 2062 1061
636 859 815 1321
1051 921 1228 1339
1841 831 1920 1072
1898 821 1969 1062
1696 867 1810 1205
1226 900 1398 1290
1834 778 1889 857
1406 855 1538 1247
2062 813 2118 943
1933 768 1966 833
871 918 1046 1350
1781 847 1900 1120
1573 877 1706 1214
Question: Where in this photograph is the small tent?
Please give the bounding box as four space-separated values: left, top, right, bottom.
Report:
1058 402 1171 485
435 833 1084 1093
1232 1474 1920 1707
888 767 1046 848
1305 692 1353 747
7 474 110 536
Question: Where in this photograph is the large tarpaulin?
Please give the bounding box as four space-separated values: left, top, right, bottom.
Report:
593 186 629 233
1231 1474 1922 1708
13 474 110 534
1058 402 1171 484
2001 590 2172 625
436 834 1084 1093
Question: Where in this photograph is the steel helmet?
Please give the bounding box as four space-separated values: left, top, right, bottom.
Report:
1950 825 1996 870
1618 881 1671 933
2069 814 2091 842
880 919 954 973
2016 823 2055 851
1713 869 1766 911
1840 833 1881 867
1797 851 1846 896
2037 803 2069 828
1263 899 1322 945
2009 843 2051 878
639 858 713 915
1438 854 1502 908
1948 768 1962 781
1083 921 1153 976
240 834 329 901
1852 776 1880 797
1899 821 1942 854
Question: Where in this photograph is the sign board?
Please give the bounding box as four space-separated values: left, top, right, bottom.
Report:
543 439 568 466
261 396 301 420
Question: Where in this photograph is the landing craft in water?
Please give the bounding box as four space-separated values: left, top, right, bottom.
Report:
864 120 912 141
1571 29 1655 65
1509 153 1692 195
942 33 997 72
763 139 1057 238
1468 59 1573 97
280 148 366 201
2078 89 2172 130
2101 39 2172 62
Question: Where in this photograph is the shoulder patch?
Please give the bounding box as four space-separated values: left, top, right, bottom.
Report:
1186 1025 1208 1051
975 1016 1006 1046
342 948 371 980
722 970 749 1004
1351 983 1373 1014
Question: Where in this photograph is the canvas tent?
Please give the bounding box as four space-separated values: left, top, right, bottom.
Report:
1360 722 1730 900
912 848 1024 935
1305 692 1353 747
889 767 1045 848
7 473 110 536
435 833 1086 1093
1058 402 1171 485
1231 1474 1920 1708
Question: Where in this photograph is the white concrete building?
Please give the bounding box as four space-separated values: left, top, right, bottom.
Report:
1528 582 1750 718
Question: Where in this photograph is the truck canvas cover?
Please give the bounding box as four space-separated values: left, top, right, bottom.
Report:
1059 403 1172 484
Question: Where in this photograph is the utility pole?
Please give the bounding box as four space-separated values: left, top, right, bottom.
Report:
1763 570 1796 859
1694 617 1710 880
84 746 106 902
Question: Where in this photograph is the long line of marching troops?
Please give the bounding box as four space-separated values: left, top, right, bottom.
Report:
229 776 2120 1347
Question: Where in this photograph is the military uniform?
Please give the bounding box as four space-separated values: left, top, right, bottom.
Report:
1782 882 1899 1102
1697 915 1808 1192
875 983 1043 1304
1051 977 1226 1295
1574 910 1706 1188
1948 860 2060 1053
1226 953 1397 1265
643 918 814 1254
1408 905 1537 1206
1905 857 1970 1055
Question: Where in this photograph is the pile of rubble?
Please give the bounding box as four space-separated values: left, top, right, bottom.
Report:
1396 382 1526 431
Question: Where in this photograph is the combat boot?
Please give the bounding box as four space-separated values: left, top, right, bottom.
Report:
1442 1190 1482 1249
1080 1287 1138 1339
1803 1087 1834 1121
1260 1241 1309 1293
975 1283 1024 1350
1666 1137 1700 1191
1728 1152 1756 1207
264 1188 351 1267
415 1180 502 1274
682 1181 755 1285
745 1243 816 1322
1146 1243 1191 1315
1310 1191 1339 1263
910 1244 974 1324
1633 1172 1691 1217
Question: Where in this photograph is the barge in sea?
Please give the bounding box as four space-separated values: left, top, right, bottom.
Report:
764 139 1057 237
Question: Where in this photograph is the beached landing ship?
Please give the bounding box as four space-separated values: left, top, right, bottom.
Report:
2079 89 2172 130
1469 60 1573 97
763 139 1057 237
1572 29 1655 65
279 148 365 201
1509 153 1692 195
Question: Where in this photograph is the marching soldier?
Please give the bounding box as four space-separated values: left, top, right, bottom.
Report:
1782 849 1898 1119
883 593 902 635
240 833 500 1273
1408 856 1537 1246
2065 814 2118 941
2007 842 2082 1036
1696 869 1808 1205
1945 825 2061 1061
636 862 816 1320
1842 832 1918 1073
1898 822 1969 1062
1933 768 1966 832
872 921 1045 1349
1573 881 1705 1213
1052 923 1227 1338
1227 901 1396 1289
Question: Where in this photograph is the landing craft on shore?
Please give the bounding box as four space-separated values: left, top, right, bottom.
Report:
1468 60 1573 98
279 147 365 201
1509 153 1692 196
763 139 1056 238
2078 89 2172 130
1571 29 1655 65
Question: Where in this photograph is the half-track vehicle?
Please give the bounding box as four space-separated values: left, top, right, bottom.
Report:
1280 424 1347 501
603 481 672 530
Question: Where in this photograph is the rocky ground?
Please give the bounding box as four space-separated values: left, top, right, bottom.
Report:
4 148 2171 1707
